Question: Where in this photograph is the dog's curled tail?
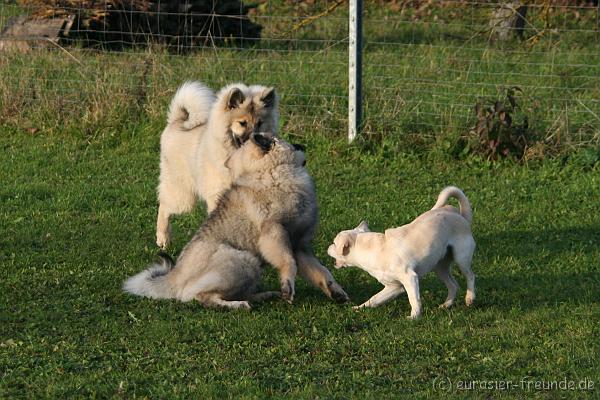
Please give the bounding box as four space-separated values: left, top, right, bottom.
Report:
432 186 472 224
167 81 216 130
123 253 176 299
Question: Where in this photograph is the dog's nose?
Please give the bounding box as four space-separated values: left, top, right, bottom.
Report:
251 132 273 151
292 143 305 152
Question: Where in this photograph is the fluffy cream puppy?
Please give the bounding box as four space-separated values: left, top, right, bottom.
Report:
156 81 279 249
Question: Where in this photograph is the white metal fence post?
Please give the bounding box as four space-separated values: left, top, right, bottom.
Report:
348 0 363 143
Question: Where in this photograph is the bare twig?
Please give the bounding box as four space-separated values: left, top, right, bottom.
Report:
289 0 347 33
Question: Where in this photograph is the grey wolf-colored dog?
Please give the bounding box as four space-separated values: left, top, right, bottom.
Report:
126 133 349 308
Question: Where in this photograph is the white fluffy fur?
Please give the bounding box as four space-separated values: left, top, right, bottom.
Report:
167 81 215 130
156 81 279 249
123 262 173 299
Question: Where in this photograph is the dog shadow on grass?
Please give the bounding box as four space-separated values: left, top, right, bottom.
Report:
472 226 600 310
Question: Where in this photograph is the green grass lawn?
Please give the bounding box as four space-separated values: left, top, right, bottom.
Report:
1 127 599 398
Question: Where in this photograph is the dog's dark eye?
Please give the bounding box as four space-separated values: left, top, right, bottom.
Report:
239 121 247 127
256 120 263 128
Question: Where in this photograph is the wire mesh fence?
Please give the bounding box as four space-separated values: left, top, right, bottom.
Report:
360 1 600 157
1 1 599 154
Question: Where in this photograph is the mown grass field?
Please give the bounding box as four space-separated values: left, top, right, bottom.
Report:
1 1 600 398
2 128 599 398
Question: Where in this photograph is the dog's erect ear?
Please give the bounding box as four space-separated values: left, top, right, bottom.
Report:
356 220 370 233
251 132 273 152
227 88 246 110
342 241 351 256
260 88 277 109
292 143 305 152
334 234 353 257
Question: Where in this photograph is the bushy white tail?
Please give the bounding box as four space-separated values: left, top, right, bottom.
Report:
167 81 216 130
432 186 472 224
123 256 175 299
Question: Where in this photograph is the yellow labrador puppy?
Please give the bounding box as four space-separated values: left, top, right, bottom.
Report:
327 186 475 319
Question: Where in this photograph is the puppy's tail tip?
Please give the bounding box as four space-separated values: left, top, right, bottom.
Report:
432 186 472 224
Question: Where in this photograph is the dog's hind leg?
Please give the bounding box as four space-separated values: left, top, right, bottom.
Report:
435 255 459 309
156 192 196 249
257 222 297 303
295 251 350 303
156 204 172 249
454 239 476 306
196 293 251 310
156 173 197 249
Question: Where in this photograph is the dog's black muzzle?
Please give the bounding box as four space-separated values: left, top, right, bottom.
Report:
251 132 274 151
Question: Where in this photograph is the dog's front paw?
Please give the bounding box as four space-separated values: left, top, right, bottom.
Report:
407 312 421 320
327 281 350 304
465 294 475 307
281 279 295 304
156 232 170 250
439 300 454 309
352 302 369 310
231 301 252 310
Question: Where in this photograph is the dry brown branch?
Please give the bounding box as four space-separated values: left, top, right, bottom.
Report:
289 0 347 33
